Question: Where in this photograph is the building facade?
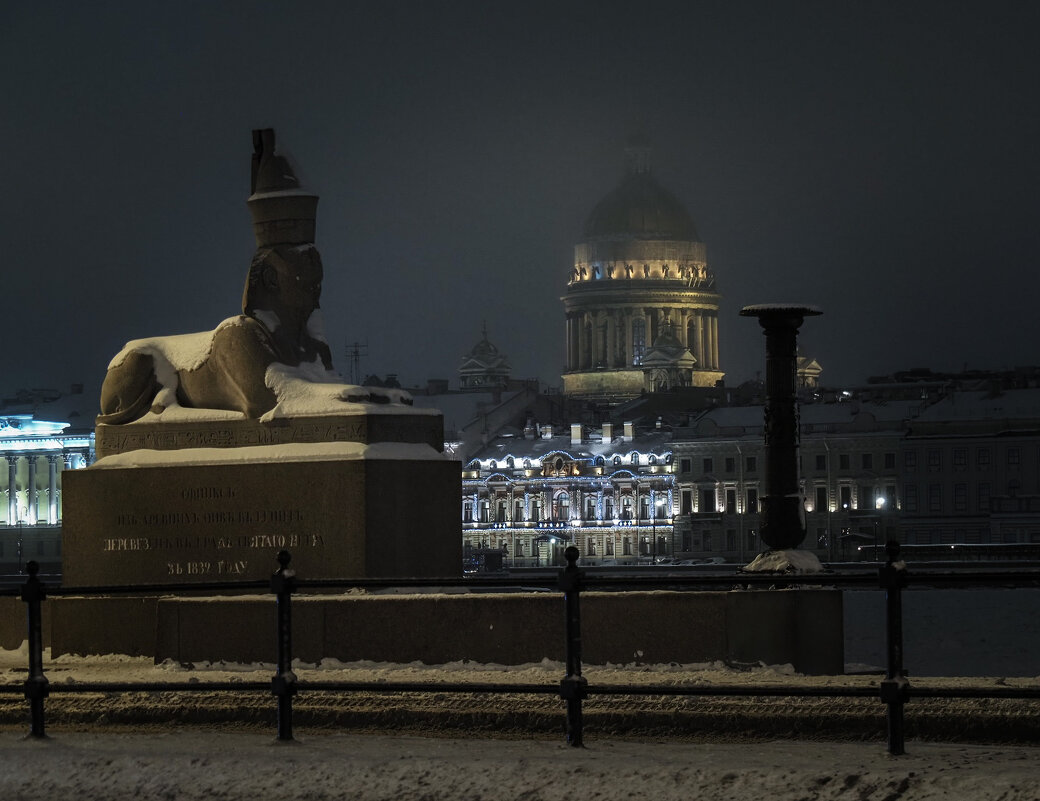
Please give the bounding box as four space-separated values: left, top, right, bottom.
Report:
563 138 723 402
462 422 676 566
0 395 95 574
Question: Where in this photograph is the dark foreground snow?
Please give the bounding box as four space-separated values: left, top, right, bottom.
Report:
3 730 1038 801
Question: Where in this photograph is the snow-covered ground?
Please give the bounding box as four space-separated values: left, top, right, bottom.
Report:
2 729 1038 800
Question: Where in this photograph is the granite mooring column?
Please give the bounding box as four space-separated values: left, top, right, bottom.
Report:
740 304 822 550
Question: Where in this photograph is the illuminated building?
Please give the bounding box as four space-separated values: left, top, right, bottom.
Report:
563 137 723 401
0 388 95 574
462 421 676 566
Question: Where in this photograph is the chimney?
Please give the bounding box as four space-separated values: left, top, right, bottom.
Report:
623 422 634 442
570 423 582 445
601 422 613 442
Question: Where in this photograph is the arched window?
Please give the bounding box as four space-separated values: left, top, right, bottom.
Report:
613 456 622 466
594 456 605 467
649 455 657 465
630 452 639 465
488 460 497 469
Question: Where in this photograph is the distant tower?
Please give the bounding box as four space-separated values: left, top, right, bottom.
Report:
562 136 723 401
459 323 511 391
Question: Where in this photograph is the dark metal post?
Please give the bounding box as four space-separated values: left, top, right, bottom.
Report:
558 545 587 747
879 540 909 755
270 550 297 742
21 560 49 738
740 304 821 550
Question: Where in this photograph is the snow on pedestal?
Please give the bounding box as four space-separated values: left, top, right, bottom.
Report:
743 549 825 574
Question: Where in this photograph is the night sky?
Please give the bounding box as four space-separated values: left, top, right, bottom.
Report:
5 2 1039 409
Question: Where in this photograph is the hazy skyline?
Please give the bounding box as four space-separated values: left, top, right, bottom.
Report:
4 2 1038 407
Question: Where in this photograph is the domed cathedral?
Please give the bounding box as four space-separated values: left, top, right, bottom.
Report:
562 137 723 402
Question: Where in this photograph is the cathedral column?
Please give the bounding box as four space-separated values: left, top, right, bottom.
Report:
711 314 720 370
606 313 616 367
6 456 17 524
47 454 59 524
577 313 588 370
594 311 606 366
26 456 37 524
696 312 706 367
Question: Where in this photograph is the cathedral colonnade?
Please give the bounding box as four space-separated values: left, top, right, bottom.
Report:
565 306 720 373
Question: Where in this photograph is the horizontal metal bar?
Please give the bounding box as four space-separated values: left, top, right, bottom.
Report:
4 680 1038 700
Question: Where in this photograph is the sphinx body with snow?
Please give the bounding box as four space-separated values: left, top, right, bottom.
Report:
97 128 407 426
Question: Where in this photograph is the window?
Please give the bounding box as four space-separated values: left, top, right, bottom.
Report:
479 500 489 523
700 489 716 513
726 530 735 550
953 449 967 469
703 532 712 551
815 454 826 471
977 483 991 512
928 449 941 471
585 498 595 520
816 529 828 548
904 484 918 513
954 483 967 512
516 542 525 557
680 458 692 474
682 532 692 551
702 457 713 473
747 529 757 550
621 496 632 520
604 497 614 519
613 456 622 466
861 453 873 470
725 489 736 514
587 539 596 556
725 457 735 473
463 502 473 523
905 450 917 471
885 485 897 509
884 453 896 470
839 454 850 470
815 486 827 513
681 489 692 515
496 500 506 523
928 484 942 513
606 538 614 555
840 486 852 509
1008 448 1021 468
747 487 759 514
746 456 757 473
623 537 632 555
514 500 523 521
555 493 570 521
858 485 874 510
977 449 991 469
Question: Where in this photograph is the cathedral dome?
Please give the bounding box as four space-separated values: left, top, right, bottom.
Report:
582 172 699 242
582 140 699 242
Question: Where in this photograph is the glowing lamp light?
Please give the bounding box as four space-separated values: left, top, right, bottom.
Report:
876 497 886 510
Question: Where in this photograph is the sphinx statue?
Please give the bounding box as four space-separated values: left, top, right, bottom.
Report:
97 129 399 425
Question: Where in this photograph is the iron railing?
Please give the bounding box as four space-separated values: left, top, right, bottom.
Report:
3 541 1040 754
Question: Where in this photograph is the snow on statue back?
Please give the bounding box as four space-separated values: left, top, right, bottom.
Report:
97 128 408 425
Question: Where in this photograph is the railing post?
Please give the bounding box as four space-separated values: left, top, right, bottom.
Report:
878 539 909 755
21 560 49 739
558 545 587 747
270 549 297 742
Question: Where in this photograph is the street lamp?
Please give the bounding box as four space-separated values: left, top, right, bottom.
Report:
874 495 886 560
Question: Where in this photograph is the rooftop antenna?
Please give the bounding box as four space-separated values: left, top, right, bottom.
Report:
344 340 368 385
